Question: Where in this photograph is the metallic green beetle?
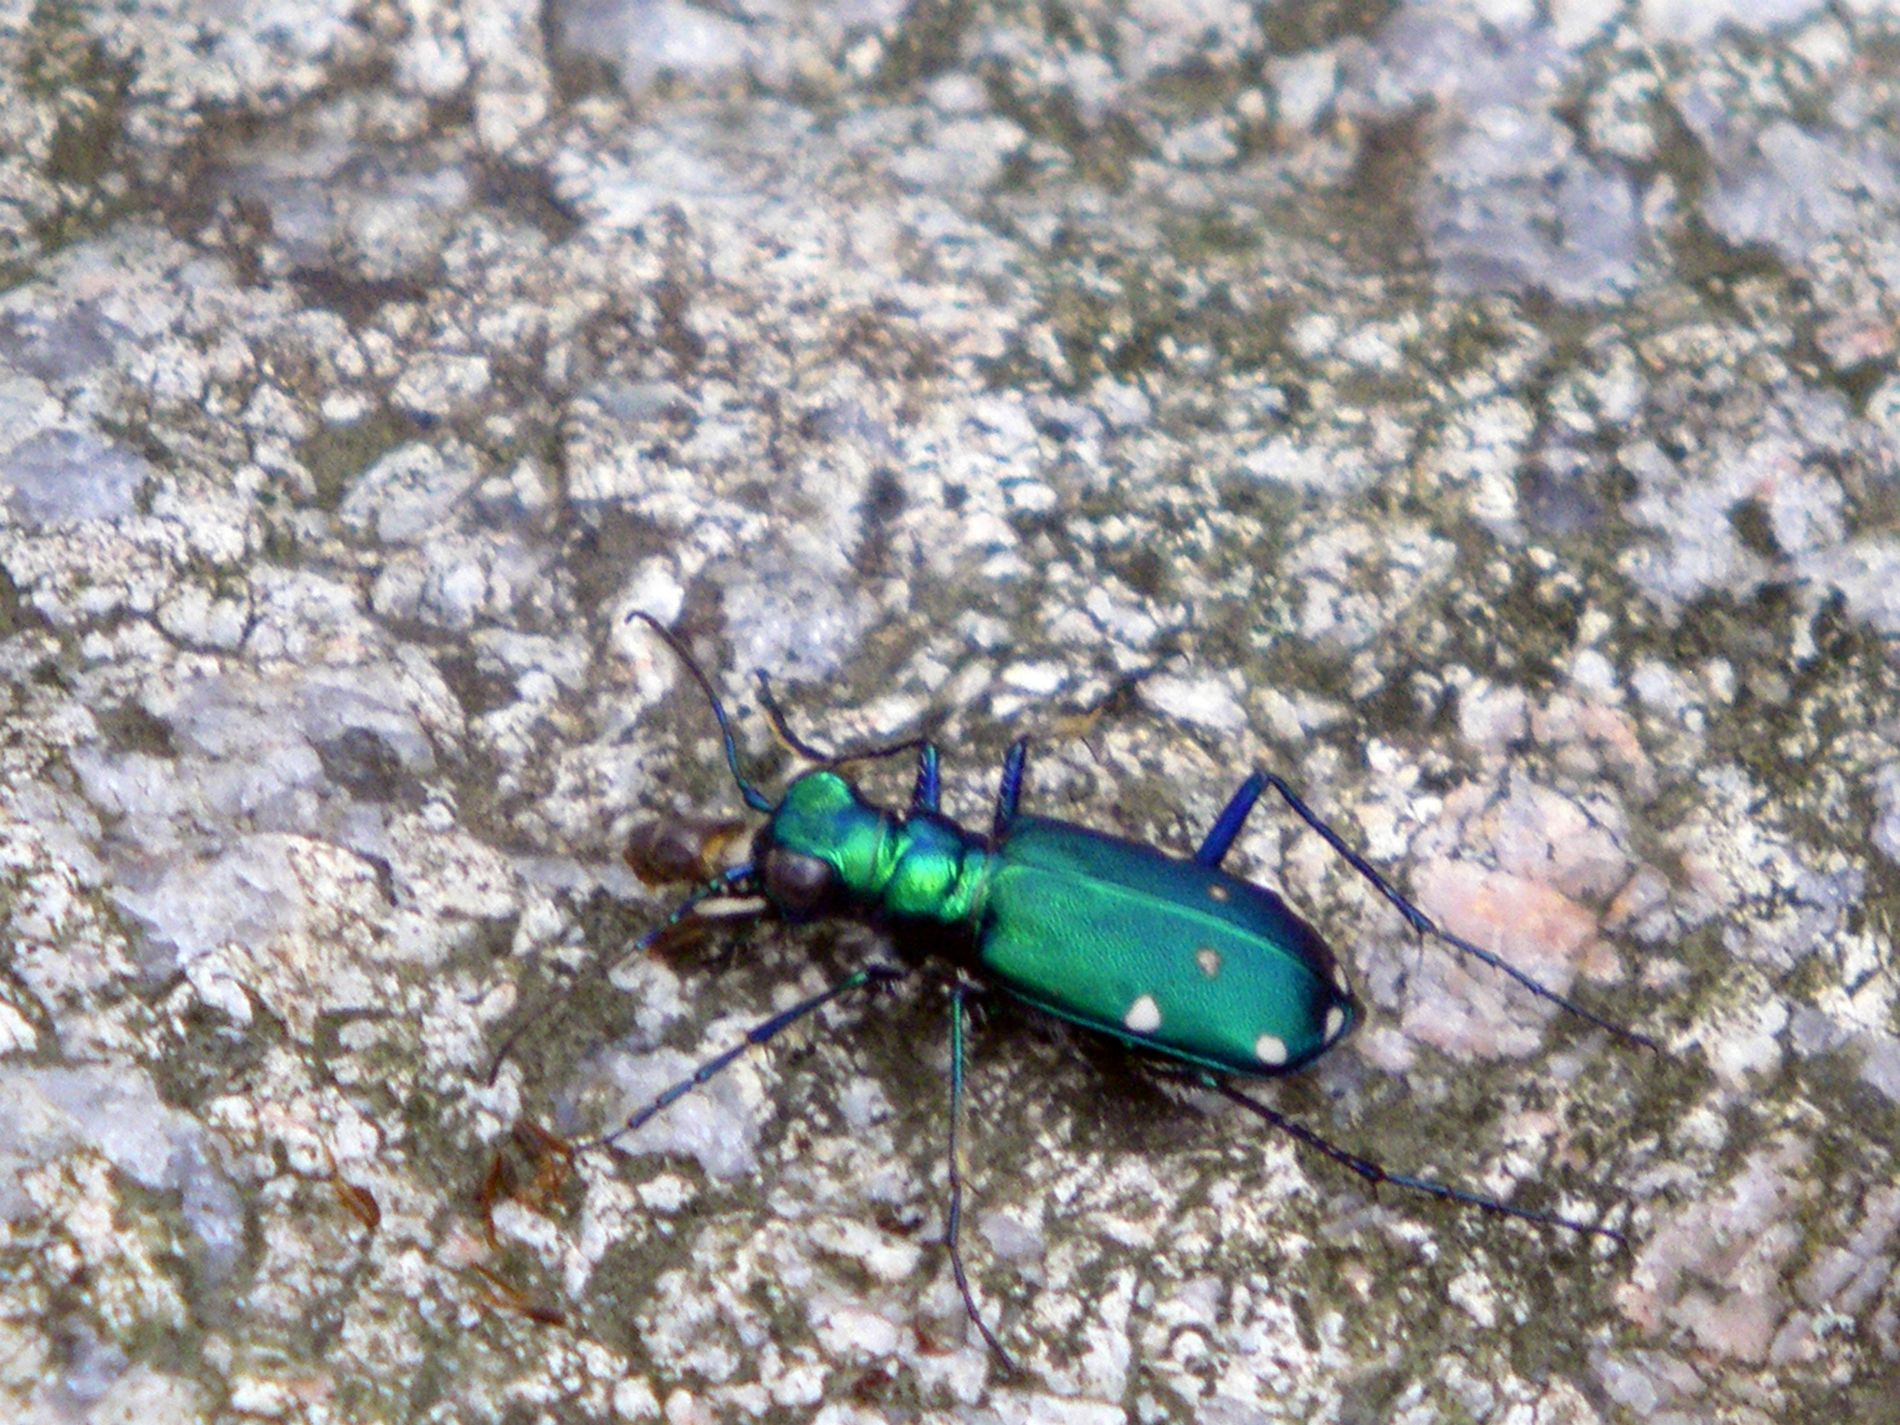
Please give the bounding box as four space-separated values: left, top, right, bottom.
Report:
567 613 1652 1368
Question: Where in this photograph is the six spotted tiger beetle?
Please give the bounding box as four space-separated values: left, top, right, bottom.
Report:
492 611 1657 1370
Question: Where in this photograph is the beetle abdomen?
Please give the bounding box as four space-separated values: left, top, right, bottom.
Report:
978 815 1358 1076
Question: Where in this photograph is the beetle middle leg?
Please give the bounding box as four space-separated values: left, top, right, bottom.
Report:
989 737 1029 846
1196 770 1656 1051
945 980 1016 1370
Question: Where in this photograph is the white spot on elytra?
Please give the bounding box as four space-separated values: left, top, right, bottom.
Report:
1195 947 1222 978
1124 994 1162 1034
1254 1033 1288 1066
1207 883 1230 903
1325 1005 1347 1041
1332 964 1351 994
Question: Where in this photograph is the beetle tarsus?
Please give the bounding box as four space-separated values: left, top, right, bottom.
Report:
1207 1076 1626 1245
579 963 907 1155
483 864 759 1085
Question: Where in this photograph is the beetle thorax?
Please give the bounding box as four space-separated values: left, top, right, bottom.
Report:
764 771 986 926
879 814 987 924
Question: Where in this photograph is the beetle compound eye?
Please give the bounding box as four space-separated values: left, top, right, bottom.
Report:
764 849 837 916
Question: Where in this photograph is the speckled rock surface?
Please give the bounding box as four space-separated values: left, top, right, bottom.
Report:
2 1 1895 1422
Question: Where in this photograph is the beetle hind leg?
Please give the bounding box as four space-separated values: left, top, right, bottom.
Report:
1211 770 1657 1052
1205 1075 1626 1243
1196 772 1266 867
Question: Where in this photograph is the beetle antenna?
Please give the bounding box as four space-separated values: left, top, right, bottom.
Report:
754 671 839 762
755 669 931 767
627 612 775 813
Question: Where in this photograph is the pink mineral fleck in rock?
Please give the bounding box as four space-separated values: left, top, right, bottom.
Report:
1402 860 1598 1060
1617 1138 1808 1361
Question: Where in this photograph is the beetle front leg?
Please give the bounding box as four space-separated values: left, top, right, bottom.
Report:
580 963 907 1153
485 863 765 1085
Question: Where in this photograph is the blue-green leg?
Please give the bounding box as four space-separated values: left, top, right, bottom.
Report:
911 744 941 813
1206 1076 1624 1242
1198 771 1656 1051
1194 775 1263 867
584 964 906 1152
990 738 1028 845
485 864 761 1085
947 985 1016 1369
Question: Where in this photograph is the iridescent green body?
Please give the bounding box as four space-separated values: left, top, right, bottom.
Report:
978 816 1355 1073
762 772 1357 1076
581 612 1645 1370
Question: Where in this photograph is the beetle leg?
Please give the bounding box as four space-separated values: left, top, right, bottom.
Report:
945 983 1017 1370
1226 771 1658 1052
1195 772 1266 867
580 963 908 1154
1206 1075 1626 1243
910 743 941 813
990 738 1029 846
484 863 763 1086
